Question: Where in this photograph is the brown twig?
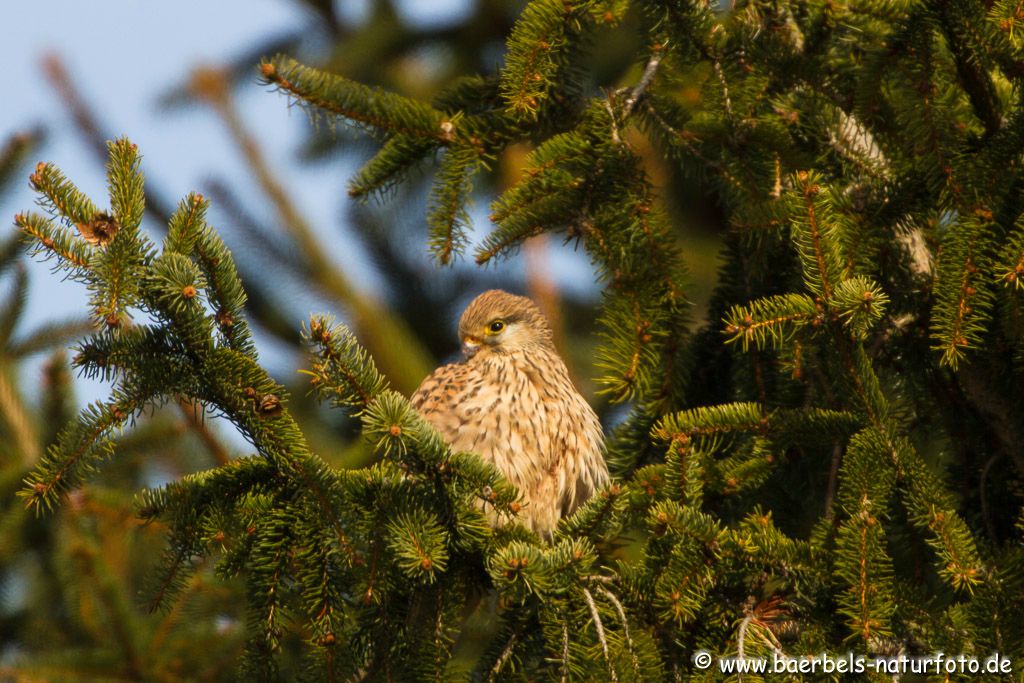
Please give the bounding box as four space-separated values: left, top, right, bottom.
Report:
190 66 432 394
0 361 40 465
623 48 665 118
175 396 232 466
823 441 843 521
486 632 518 683
41 53 173 225
583 587 618 682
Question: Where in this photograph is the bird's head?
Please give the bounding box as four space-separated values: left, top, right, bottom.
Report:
458 290 554 358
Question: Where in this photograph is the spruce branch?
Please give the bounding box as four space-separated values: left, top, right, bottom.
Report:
834 428 897 643
933 0 1003 137
303 315 389 413
988 0 1024 74
593 292 665 402
260 56 454 142
894 438 984 592
789 171 845 300
192 223 254 354
832 340 886 425
582 587 618 682
484 632 518 683
145 544 199 616
595 584 642 678
348 134 440 199
636 0 716 63
996 214 1024 289
0 129 42 199
832 276 890 339
930 212 997 368
638 97 746 195
712 60 734 119
723 293 821 350
28 161 100 227
886 21 970 199
198 66 433 392
15 211 92 273
106 139 146 233
164 191 253 351
653 402 768 449
622 46 666 119
0 262 27 349
16 145 365 584
825 106 891 179
427 144 479 265
560 621 570 683
557 481 626 539
385 511 449 584
20 397 139 514
164 192 208 257
478 128 592 264
499 0 595 118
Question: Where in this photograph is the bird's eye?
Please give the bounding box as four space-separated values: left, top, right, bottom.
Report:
486 320 506 334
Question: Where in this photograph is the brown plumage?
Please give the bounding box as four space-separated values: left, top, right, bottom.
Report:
411 290 609 536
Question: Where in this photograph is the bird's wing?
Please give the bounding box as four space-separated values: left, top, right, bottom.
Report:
410 362 474 443
558 398 609 518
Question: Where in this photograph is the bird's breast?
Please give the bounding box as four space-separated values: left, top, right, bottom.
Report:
412 347 607 536
442 354 557 482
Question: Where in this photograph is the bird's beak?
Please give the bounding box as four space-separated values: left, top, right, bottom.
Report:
462 336 481 358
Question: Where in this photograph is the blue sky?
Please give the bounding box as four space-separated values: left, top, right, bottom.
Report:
3 0 597 424
4 1 371 314
4 1 439 403
5 2 308 407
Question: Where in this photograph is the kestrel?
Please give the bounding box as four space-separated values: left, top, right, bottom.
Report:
411 290 609 537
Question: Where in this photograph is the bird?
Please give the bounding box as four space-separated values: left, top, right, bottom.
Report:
411 289 609 537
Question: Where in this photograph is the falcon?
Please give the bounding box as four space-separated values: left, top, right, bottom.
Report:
412 290 609 537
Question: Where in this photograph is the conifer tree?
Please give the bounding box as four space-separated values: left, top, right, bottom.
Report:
9 0 1024 680
0 132 263 680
